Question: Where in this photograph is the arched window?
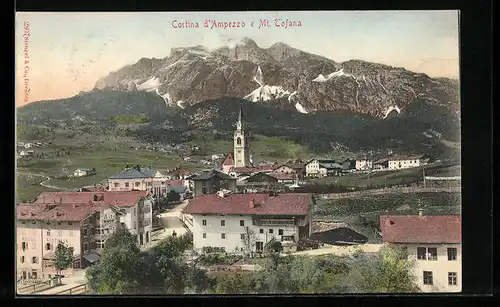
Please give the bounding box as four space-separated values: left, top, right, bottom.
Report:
236 137 242 145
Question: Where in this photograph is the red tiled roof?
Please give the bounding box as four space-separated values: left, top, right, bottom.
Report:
165 180 183 186
268 173 296 181
182 193 312 216
80 186 106 192
16 203 109 222
222 153 234 166
33 191 149 207
257 164 276 171
380 215 461 244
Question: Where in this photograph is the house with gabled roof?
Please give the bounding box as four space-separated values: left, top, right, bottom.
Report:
16 202 125 281
182 192 314 254
190 170 237 197
305 159 342 178
108 166 170 198
33 191 154 248
380 213 461 293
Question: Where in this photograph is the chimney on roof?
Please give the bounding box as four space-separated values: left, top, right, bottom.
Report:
418 208 424 217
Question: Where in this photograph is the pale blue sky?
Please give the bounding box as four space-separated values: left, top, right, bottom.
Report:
15 11 459 105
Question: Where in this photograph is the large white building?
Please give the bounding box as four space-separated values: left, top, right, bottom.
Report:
34 191 154 246
380 214 461 293
387 155 425 170
16 202 123 281
305 159 342 177
182 192 314 254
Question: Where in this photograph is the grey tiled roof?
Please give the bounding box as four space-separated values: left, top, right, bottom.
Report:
109 167 157 179
191 170 233 181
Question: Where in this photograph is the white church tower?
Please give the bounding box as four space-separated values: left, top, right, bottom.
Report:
233 105 251 167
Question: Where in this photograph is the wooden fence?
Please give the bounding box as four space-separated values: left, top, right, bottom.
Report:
17 278 60 294
54 284 89 295
319 186 461 200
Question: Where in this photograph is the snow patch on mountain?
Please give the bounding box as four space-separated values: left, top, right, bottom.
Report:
382 105 401 119
155 89 178 109
312 68 354 82
287 91 308 114
137 77 161 91
244 66 291 102
295 102 308 114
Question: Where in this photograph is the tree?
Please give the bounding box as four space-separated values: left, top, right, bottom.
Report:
54 241 74 284
342 245 419 293
86 228 158 294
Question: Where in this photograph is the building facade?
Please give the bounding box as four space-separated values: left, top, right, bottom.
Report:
233 106 251 168
387 156 422 170
380 214 461 293
182 193 313 254
355 159 373 171
33 191 154 247
108 167 170 198
191 170 237 197
16 203 121 281
305 159 342 177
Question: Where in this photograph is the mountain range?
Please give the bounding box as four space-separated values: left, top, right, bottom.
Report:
17 37 461 157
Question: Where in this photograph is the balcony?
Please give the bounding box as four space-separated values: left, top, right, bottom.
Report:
254 218 296 226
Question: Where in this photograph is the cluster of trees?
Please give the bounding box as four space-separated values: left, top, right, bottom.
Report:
214 246 419 294
85 228 212 294
85 229 419 295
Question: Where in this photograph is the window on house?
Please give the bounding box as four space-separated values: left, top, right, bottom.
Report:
83 229 88 236
125 182 130 187
240 220 245 226
448 272 457 286
417 247 438 260
148 182 152 186
46 243 51 250
423 271 433 285
46 229 51 236
221 220 225 226
259 229 264 234
68 222 72 225
221 233 226 239
278 229 284 235
202 233 206 239
269 229 274 234
32 257 38 264
447 248 457 260
427 247 438 260
84 243 88 251
114 182 119 187
135 182 140 187
21 256 25 263
241 234 245 240
202 219 207 226
22 242 27 251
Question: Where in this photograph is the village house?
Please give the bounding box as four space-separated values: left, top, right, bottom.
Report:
33 191 154 247
220 153 235 174
73 168 95 178
19 150 35 157
372 158 389 170
276 161 306 178
190 170 237 197
387 154 425 170
380 213 461 293
108 166 170 198
340 158 356 174
181 193 314 254
305 159 342 177
16 202 123 281
240 172 297 191
167 168 196 180
355 158 373 171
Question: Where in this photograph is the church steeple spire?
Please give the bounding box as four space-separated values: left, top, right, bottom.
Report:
236 105 244 130
234 104 250 167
